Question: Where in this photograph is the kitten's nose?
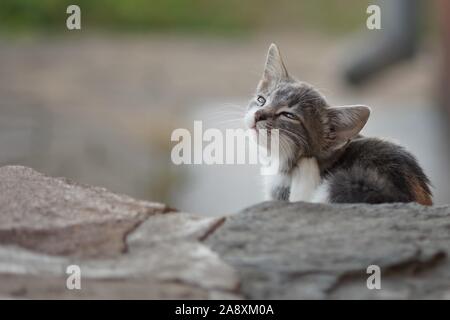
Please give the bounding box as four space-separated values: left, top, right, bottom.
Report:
254 110 268 123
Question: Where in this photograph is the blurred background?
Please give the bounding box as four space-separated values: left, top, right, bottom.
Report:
0 0 449 215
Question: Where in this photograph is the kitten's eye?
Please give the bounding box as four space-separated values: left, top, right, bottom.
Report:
280 112 298 120
256 95 266 106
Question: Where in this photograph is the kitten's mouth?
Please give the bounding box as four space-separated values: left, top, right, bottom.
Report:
255 121 271 132
250 123 260 132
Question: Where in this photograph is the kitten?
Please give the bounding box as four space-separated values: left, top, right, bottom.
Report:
245 44 432 205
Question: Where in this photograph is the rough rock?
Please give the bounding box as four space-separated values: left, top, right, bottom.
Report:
0 165 170 257
0 166 240 299
1 165 450 299
205 201 450 299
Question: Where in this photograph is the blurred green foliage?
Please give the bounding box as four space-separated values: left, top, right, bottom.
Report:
0 0 371 36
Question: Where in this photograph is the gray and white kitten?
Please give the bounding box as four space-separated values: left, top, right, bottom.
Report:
245 44 432 205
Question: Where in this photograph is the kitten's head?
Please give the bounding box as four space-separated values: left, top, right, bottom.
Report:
245 44 370 163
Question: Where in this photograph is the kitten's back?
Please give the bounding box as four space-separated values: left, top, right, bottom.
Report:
325 137 432 205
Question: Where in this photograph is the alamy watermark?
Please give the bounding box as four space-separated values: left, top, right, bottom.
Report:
366 264 381 290
66 5 81 30
66 264 81 290
171 121 280 175
367 4 381 30
65 4 380 31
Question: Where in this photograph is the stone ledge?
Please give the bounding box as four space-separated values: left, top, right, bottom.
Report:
205 201 450 299
0 166 240 299
1 166 449 299
0 165 171 257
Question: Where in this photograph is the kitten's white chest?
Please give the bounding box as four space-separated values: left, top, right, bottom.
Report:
289 157 329 202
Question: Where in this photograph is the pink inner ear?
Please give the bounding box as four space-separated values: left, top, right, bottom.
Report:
329 106 370 143
257 78 270 92
262 45 289 85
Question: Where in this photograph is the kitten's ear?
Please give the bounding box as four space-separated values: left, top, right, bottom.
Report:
261 44 289 86
327 105 371 147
